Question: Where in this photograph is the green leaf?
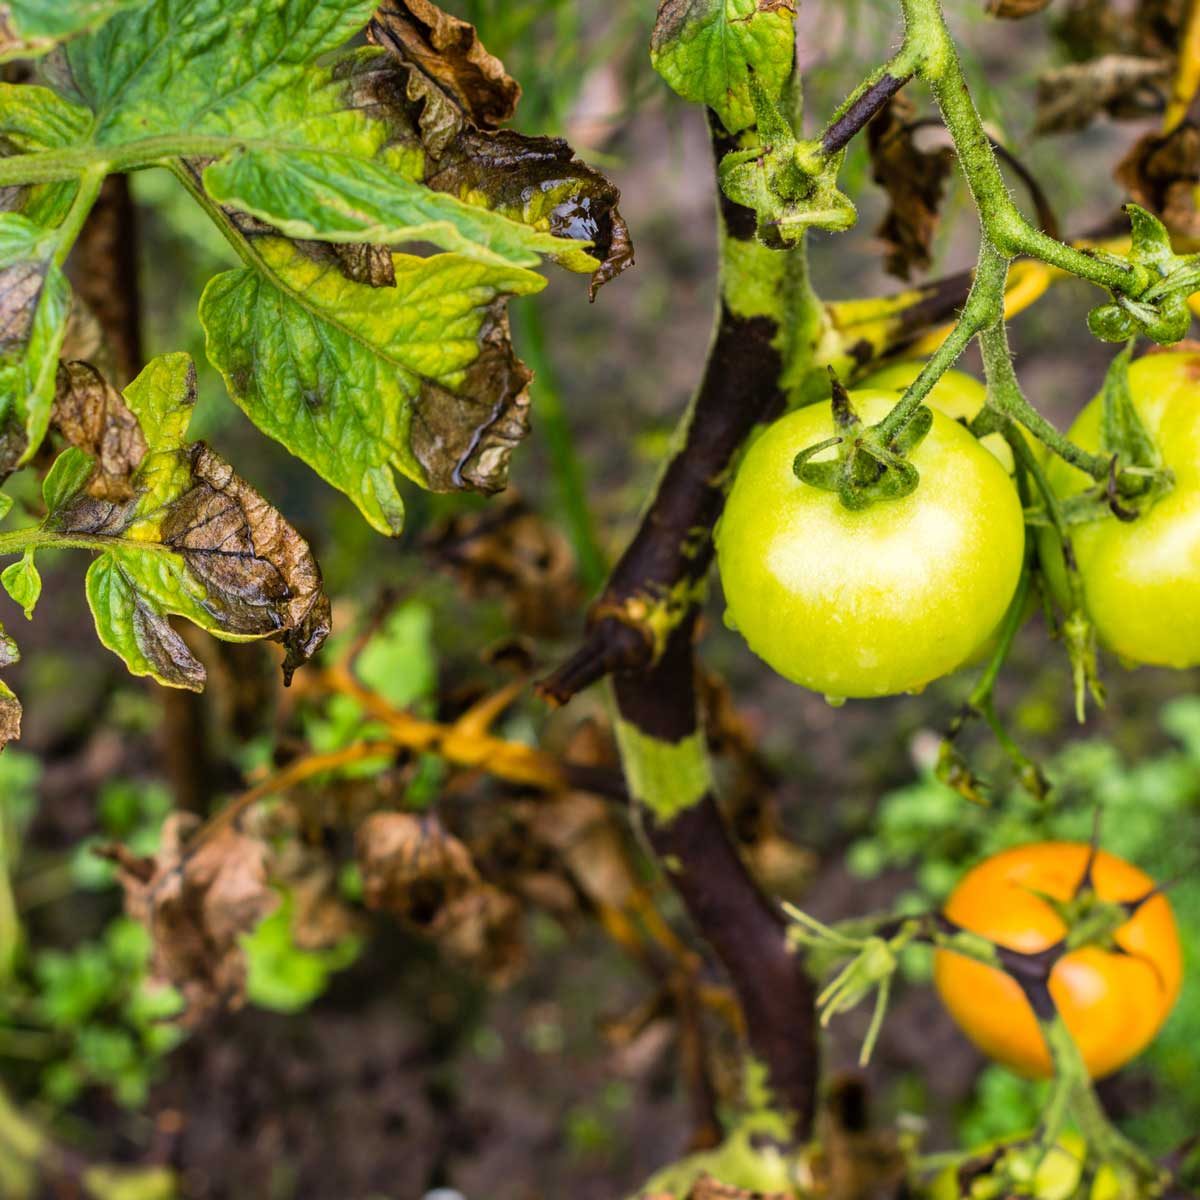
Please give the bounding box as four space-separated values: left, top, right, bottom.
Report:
1 547 40 618
200 237 544 535
0 624 22 751
0 0 140 62
45 353 332 690
202 144 577 271
41 445 95 514
650 0 797 134
0 212 70 470
57 0 377 142
0 491 12 521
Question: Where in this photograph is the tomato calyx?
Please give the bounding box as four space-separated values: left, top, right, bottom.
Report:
1087 205 1200 347
718 77 857 248
792 373 934 509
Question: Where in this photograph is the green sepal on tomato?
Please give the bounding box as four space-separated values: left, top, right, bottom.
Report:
715 389 1025 700
1040 350 1200 669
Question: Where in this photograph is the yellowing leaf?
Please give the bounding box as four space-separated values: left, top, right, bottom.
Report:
47 353 331 690
201 239 543 535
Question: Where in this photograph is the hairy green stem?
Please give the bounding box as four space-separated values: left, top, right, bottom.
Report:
0 528 172 558
49 165 106 268
978 322 1110 478
899 0 1144 296
0 137 235 186
874 239 1006 443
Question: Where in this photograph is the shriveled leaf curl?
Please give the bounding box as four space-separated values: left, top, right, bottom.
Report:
107 813 278 1025
51 355 331 690
1116 111 1200 240
357 811 525 984
867 95 955 280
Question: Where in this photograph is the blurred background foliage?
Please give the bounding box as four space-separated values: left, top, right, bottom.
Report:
1 1 1197 1197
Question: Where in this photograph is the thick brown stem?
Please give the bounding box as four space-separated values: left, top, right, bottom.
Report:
615 625 819 1136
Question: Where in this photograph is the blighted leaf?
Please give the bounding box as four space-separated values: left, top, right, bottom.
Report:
203 146 574 272
1116 116 1200 239
868 95 955 280
358 811 479 922
1035 55 1171 133
357 811 524 983
1 548 39 619
650 0 797 135
201 238 542 535
44 1 628 286
0 212 70 470
109 813 278 1024
51 360 145 500
49 353 331 689
368 1 521 130
0 0 139 62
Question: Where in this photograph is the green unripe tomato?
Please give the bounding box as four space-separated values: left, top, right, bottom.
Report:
860 361 1014 472
715 392 1026 699
1041 349 1200 668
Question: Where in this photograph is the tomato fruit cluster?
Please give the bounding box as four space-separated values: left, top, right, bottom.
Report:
934 842 1182 1079
715 386 1025 700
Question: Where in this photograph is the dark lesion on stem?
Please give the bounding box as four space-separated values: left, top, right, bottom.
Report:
821 72 913 155
540 114 820 1139
616 622 820 1137
538 124 786 708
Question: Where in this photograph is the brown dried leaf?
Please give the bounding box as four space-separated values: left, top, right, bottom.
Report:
424 493 582 637
51 357 332 686
1034 54 1171 133
1115 114 1200 239
409 299 533 495
1052 0 1185 61
113 814 278 1024
369 1 521 132
436 883 525 984
356 811 526 983
52 360 146 500
867 95 955 280
162 444 332 683
357 811 479 925
352 27 634 298
0 680 20 751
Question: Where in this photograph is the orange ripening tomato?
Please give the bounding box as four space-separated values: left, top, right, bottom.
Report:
933 842 1182 1079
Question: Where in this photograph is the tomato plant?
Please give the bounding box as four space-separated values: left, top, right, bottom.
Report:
1 0 1200 1198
